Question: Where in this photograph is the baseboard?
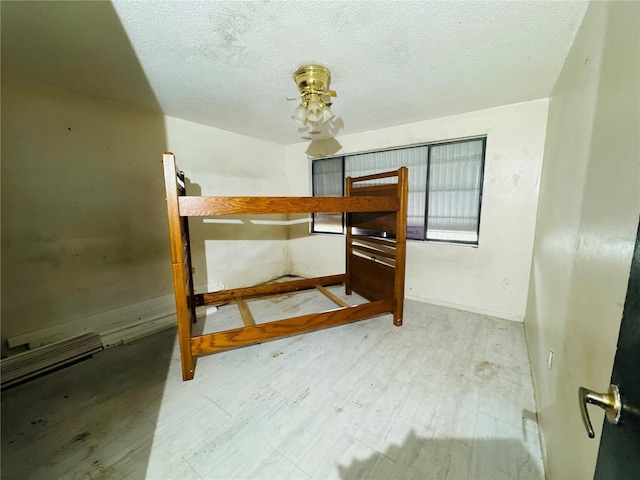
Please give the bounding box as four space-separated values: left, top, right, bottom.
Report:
1 333 103 388
92 294 177 347
7 319 93 350
7 294 178 351
404 293 524 322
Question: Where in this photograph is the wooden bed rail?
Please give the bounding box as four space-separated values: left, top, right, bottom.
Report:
191 299 396 355
162 152 408 381
179 196 398 216
196 274 345 306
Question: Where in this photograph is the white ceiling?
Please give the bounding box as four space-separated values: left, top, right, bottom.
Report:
2 1 588 145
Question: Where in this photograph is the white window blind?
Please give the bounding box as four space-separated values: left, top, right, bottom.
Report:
345 146 429 240
311 137 486 244
311 156 343 234
427 140 484 243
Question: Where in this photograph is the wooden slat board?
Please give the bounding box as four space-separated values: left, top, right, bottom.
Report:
351 234 396 247
315 285 351 308
351 243 396 261
235 297 256 327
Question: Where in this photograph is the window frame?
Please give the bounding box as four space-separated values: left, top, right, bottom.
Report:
310 136 487 245
310 154 345 235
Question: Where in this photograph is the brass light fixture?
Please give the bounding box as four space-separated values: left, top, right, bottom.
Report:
289 64 336 128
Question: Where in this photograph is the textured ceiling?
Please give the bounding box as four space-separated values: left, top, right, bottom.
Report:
2 1 588 145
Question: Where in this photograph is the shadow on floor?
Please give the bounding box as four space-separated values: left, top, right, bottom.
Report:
1 329 177 479
338 429 543 480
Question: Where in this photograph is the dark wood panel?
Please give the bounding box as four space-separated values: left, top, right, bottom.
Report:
351 185 398 197
349 254 395 302
348 211 397 234
179 196 399 216
199 274 346 305
191 299 396 355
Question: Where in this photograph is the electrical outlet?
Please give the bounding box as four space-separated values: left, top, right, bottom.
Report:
548 350 554 370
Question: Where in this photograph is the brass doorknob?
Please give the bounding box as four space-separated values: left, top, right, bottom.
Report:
579 384 622 438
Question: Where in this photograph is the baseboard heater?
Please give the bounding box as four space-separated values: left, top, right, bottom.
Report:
1 333 103 388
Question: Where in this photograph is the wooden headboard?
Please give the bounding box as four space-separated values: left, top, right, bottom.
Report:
346 169 408 326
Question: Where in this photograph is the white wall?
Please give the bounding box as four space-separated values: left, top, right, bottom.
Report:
285 99 548 321
1 78 170 347
164 117 288 292
1 79 287 350
524 2 640 478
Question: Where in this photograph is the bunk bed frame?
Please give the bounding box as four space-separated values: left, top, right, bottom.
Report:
163 152 408 381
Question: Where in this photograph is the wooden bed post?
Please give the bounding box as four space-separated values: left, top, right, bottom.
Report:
394 166 409 326
162 152 195 381
345 175 353 296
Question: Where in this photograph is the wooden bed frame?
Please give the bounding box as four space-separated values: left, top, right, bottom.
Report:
163 152 408 381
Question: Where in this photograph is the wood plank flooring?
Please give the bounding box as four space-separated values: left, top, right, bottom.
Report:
1 289 544 479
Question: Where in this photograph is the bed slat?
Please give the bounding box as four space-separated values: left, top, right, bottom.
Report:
351 243 396 261
235 297 256 326
315 285 350 308
351 234 396 248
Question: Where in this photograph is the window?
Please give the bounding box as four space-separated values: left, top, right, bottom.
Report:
311 137 486 244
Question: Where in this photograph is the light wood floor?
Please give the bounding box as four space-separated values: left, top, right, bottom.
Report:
1 288 544 479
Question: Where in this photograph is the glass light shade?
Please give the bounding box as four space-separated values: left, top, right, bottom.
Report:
291 104 308 125
306 100 323 123
321 105 334 123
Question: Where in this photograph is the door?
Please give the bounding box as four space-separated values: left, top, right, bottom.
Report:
587 218 640 478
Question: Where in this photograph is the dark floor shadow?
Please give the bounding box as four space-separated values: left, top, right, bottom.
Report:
1 329 177 480
1 2 173 479
338 429 543 480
